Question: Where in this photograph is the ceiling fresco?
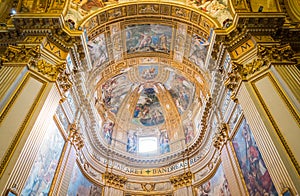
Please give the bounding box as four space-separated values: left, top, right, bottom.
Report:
125 24 173 54
87 33 109 67
87 21 211 73
95 61 198 156
164 71 195 115
132 87 165 127
188 0 232 24
101 73 133 114
62 0 233 30
83 2 214 162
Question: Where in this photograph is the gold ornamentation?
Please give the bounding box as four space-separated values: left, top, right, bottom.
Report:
141 183 155 192
170 171 193 189
68 122 84 150
213 123 229 151
102 171 127 188
138 4 159 14
224 65 241 101
257 44 295 62
0 45 40 64
232 59 268 79
57 70 73 93
29 60 66 81
227 44 295 83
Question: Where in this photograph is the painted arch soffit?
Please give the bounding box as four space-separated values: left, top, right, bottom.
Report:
73 1 229 31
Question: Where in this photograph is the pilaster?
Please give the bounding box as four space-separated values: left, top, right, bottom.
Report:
0 83 61 194
49 122 84 195
214 122 247 196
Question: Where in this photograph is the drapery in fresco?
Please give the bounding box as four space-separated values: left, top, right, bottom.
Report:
232 118 278 196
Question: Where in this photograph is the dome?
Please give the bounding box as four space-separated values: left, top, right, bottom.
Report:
82 17 214 168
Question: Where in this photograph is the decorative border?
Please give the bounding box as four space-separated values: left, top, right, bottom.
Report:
192 160 222 195
48 116 68 195
0 73 47 177
81 2 219 35
251 72 300 175
228 116 250 196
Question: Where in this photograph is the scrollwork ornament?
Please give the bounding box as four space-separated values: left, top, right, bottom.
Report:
170 171 193 189
102 171 127 188
141 183 155 192
213 123 229 151
29 60 66 81
224 65 242 101
68 122 84 150
0 45 41 64
57 70 73 93
257 44 295 62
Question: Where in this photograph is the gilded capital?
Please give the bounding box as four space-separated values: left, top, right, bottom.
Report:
102 171 127 188
257 44 295 62
170 171 193 189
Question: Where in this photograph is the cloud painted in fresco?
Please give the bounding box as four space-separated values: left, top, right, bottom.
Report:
125 24 172 54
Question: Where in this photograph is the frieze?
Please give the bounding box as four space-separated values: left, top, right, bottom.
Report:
126 182 143 191
91 145 207 176
212 13 286 63
1 45 40 65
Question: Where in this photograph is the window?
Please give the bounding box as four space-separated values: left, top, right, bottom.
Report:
138 137 157 153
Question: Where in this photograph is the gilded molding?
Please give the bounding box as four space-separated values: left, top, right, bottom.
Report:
102 170 127 188
170 171 193 189
213 123 229 151
68 122 84 151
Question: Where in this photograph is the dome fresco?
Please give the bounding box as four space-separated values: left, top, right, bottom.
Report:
132 87 165 127
96 63 197 155
164 71 195 115
87 7 215 163
101 73 133 114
